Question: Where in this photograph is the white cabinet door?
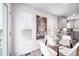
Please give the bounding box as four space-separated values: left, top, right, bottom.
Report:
75 20 79 29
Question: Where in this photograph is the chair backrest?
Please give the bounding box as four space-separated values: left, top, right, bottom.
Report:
72 42 79 51
59 35 72 46
38 41 57 56
70 42 79 56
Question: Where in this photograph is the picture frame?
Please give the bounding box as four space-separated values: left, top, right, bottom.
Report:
36 15 47 39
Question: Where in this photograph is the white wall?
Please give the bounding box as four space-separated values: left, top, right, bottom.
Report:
12 3 58 56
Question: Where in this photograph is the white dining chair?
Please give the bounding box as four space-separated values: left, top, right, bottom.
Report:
59 42 79 56
59 35 72 47
38 41 57 56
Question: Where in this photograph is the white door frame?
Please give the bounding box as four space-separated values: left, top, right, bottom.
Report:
2 3 8 56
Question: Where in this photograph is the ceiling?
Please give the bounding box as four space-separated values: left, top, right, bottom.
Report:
26 3 79 17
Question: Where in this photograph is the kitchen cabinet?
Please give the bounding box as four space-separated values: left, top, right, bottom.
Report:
58 16 67 29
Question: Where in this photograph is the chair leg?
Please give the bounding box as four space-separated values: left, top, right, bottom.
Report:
25 53 31 56
57 46 59 56
42 54 44 56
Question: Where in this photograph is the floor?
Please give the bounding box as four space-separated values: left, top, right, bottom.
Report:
21 49 42 56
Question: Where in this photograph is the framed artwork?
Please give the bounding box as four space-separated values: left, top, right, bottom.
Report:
36 15 47 39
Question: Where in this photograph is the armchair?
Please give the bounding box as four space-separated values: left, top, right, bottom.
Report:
59 42 79 56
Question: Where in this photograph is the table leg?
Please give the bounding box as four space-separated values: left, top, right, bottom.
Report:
57 46 59 56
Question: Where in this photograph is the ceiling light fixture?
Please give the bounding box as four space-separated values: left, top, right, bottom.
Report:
72 14 76 16
62 3 67 5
